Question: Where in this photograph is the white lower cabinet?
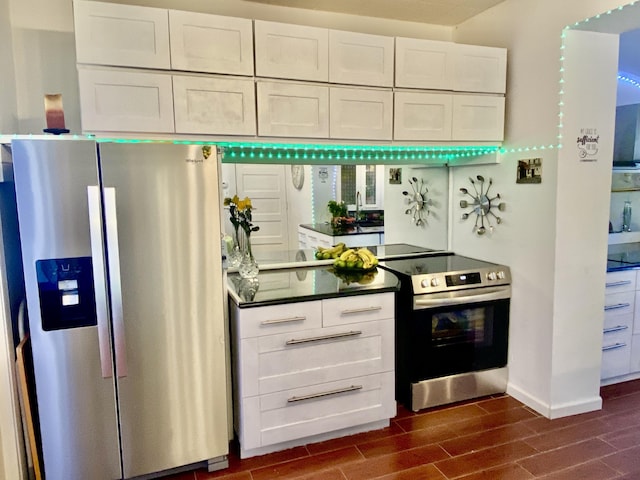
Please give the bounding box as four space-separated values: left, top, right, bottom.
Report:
230 292 395 458
297 226 383 249
78 67 175 133
602 270 638 382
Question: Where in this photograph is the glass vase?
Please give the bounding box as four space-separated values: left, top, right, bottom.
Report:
238 234 259 279
227 227 243 267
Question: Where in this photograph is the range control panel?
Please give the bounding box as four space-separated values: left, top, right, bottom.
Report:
36 257 97 331
412 267 511 295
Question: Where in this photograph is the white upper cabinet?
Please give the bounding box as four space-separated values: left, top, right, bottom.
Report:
451 94 505 141
78 67 175 133
257 81 329 138
395 37 453 90
169 11 254 75
254 20 329 82
330 87 392 140
393 91 452 141
74 0 170 69
329 30 394 87
453 44 507 94
173 75 256 135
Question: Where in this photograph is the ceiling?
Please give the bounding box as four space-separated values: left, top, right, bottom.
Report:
243 0 508 26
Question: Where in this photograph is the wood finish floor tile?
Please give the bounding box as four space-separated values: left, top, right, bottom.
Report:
455 463 535 480
535 460 620 480
251 447 362 480
434 440 538 479
339 444 449 480
158 380 640 480
518 438 616 477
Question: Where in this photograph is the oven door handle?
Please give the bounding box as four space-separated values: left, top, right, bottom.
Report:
414 286 511 308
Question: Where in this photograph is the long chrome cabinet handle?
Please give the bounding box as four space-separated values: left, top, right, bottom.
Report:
286 330 362 345
104 187 128 378
415 286 511 308
603 325 629 334
603 342 627 351
87 186 112 378
604 303 631 311
605 280 633 288
341 306 382 315
261 316 305 325
287 385 363 403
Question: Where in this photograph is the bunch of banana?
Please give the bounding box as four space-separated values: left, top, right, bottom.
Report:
333 247 379 270
314 242 347 260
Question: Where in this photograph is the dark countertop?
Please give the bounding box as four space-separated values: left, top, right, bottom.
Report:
227 266 400 308
300 223 384 236
607 243 640 271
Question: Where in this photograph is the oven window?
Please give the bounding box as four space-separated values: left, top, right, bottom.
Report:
431 306 493 347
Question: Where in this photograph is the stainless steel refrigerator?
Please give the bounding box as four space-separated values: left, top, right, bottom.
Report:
11 138 229 479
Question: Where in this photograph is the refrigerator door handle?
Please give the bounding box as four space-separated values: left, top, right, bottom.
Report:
104 187 128 378
87 186 113 378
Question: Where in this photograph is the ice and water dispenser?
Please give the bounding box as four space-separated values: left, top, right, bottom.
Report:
36 257 97 331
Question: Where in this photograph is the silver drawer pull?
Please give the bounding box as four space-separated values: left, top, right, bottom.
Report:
604 303 631 311
287 385 363 403
605 280 633 288
261 316 305 325
603 342 627 351
341 306 382 315
285 330 362 345
603 325 629 334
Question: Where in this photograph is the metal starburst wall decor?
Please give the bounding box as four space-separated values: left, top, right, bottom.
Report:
460 176 506 235
402 176 431 226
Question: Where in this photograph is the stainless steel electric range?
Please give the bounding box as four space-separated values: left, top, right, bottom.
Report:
380 254 512 412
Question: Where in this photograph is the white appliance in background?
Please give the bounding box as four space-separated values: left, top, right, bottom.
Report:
10 139 229 479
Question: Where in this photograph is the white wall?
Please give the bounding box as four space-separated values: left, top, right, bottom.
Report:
0 0 17 134
453 0 626 417
384 165 448 250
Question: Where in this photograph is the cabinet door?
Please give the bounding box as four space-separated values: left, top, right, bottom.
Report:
329 30 394 87
453 44 507 94
257 81 329 138
451 95 505 141
254 20 329 82
330 87 392 140
393 91 452 141
395 37 453 90
74 0 170 69
169 11 253 75
78 68 174 133
173 75 256 135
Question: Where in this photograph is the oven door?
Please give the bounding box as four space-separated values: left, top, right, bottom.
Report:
410 285 510 381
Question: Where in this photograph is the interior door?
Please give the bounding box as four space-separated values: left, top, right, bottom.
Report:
99 143 228 477
235 164 290 262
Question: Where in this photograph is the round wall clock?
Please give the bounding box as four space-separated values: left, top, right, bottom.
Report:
291 165 304 190
460 175 506 235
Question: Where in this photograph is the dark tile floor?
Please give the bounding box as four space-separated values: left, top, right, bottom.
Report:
162 380 640 479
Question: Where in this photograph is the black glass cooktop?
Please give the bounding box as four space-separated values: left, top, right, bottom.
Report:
380 254 500 277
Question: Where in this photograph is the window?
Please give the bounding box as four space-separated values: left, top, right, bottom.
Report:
339 165 384 211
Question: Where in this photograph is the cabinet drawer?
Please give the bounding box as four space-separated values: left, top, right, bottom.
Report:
169 10 254 75
173 75 256 135
322 292 394 327
234 301 322 339
254 20 328 82
240 371 395 450
256 81 329 138
78 67 175 133
601 339 631 380
605 270 636 293
241 319 394 396
74 0 170 69
329 87 393 140
604 291 635 319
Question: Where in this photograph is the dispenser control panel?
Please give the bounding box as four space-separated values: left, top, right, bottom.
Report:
36 257 97 331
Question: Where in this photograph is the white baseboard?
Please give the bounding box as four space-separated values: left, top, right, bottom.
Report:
507 383 602 419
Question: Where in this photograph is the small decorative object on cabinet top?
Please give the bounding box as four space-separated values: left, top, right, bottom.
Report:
460 176 506 235
402 176 431 226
